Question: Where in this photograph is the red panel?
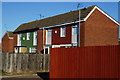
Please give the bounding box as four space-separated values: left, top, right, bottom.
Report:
50 45 120 79
52 25 72 45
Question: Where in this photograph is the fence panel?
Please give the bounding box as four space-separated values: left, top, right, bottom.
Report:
50 45 120 79
2 53 49 73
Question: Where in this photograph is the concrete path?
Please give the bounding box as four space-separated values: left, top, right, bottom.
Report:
1 74 43 80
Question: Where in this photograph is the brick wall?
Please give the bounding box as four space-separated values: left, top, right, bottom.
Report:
8 38 14 53
84 9 119 46
2 33 14 53
37 29 43 53
13 34 18 47
2 33 9 53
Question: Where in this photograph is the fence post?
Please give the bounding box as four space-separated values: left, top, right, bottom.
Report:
9 54 13 72
43 54 46 71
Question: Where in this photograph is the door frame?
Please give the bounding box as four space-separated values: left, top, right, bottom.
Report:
44 46 50 54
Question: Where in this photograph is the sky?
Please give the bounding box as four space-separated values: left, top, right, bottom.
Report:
1 2 120 41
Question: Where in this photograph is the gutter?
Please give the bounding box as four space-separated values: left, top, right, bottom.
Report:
39 20 84 29
13 20 84 33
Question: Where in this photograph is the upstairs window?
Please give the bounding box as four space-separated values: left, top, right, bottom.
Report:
46 29 52 45
47 29 52 37
27 32 30 40
33 31 37 45
60 26 66 37
72 25 78 35
18 33 22 46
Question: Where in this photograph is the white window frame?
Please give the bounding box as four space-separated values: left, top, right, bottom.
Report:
33 31 37 46
46 29 52 45
27 32 30 40
72 25 78 35
52 44 72 48
60 26 66 37
44 46 50 54
29 47 36 53
72 25 78 44
17 33 21 46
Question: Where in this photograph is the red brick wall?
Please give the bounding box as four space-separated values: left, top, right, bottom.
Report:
2 33 9 53
37 29 43 53
8 39 14 53
80 22 85 46
2 33 14 53
52 25 72 45
84 9 119 46
13 34 18 48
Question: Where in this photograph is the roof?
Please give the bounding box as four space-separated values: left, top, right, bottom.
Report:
6 31 14 38
14 5 95 33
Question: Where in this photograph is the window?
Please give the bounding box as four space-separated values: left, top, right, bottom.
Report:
18 33 22 46
27 32 30 40
60 26 66 37
72 25 78 35
47 30 52 37
33 31 37 45
72 25 78 44
29 47 36 53
46 29 52 45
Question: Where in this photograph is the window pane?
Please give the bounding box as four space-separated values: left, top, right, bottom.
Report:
72 25 78 35
48 30 51 37
27 32 30 40
33 31 37 45
61 26 66 37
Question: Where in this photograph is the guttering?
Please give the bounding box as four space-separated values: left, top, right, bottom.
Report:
39 20 84 29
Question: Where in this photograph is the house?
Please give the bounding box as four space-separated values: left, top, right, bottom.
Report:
13 5 119 54
2 31 14 53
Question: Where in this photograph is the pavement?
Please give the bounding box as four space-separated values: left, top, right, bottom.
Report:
1 74 44 80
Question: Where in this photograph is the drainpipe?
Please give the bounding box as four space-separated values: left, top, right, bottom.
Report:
43 27 46 71
43 27 45 54
78 9 81 47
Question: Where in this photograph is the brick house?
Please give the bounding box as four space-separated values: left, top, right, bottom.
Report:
13 5 119 54
2 31 14 53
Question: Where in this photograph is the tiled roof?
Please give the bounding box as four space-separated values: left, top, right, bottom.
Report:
14 5 96 33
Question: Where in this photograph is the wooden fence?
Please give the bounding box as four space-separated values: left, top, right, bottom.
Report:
2 53 50 73
50 45 120 79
